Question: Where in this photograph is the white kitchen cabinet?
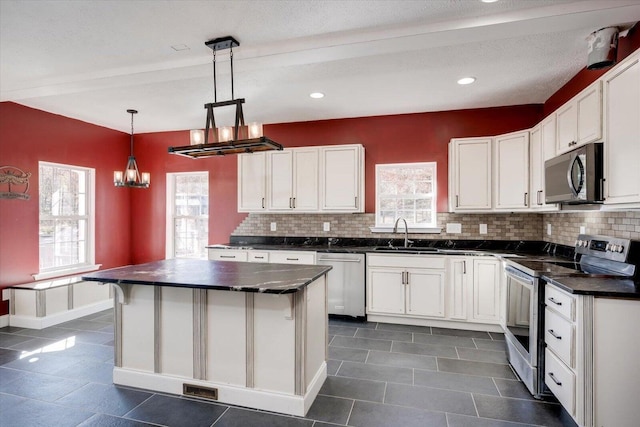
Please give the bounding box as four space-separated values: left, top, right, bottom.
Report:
367 254 446 318
494 130 530 210
320 144 365 212
445 257 471 320
529 115 558 210
603 51 640 205
556 81 602 154
267 149 319 211
449 137 492 211
238 153 267 212
471 258 501 323
268 250 316 265
208 249 248 262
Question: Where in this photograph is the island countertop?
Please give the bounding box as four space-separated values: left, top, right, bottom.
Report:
82 258 332 294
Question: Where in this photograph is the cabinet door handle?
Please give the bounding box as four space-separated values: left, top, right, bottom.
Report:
254 256 265 259
548 372 562 386
289 197 292 209
537 190 542 205
455 195 459 208
262 197 265 209
286 257 299 261
354 196 358 207
293 197 296 209
462 260 466 275
548 329 562 340
548 297 562 306
405 271 410 285
220 255 236 259
524 192 528 206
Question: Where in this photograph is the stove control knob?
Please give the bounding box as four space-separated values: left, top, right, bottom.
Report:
617 245 625 253
606 243 612 251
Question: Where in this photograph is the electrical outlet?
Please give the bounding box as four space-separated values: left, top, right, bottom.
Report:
580 226 586 234
547 223 552 236
446 223 462 234
323 222 331 232
270 222 277 231
479 224 488 234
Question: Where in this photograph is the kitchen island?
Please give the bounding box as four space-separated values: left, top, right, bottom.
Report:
83 258 331 416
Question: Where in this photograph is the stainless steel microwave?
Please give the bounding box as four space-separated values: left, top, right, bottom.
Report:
544 142 603 204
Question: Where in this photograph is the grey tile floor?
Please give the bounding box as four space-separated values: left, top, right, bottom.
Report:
0 310 576 427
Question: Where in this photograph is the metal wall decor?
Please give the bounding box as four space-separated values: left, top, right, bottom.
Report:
168 36 283 158
0 166 31 200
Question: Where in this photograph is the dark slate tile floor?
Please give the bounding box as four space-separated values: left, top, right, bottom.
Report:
0 310 576 426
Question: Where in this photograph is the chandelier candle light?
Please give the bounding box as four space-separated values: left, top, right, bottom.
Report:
170 36 283 158
114 109 150 188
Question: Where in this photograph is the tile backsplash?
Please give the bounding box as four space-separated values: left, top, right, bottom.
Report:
232 212 542 241
231 211 640 245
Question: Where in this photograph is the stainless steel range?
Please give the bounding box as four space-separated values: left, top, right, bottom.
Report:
502 234 638 398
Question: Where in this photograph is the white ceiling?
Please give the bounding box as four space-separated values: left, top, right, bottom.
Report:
1 0 640 134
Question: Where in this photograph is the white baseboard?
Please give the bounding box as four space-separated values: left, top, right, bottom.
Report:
0 314 8 328
366 314 504 333
113 362 327 417
8 299 113 330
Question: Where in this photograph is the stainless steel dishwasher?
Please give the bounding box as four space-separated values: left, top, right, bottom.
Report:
317 252 365 317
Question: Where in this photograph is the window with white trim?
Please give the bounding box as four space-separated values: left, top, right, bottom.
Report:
38 162 96 276
375 162 437 229
166 172 209 259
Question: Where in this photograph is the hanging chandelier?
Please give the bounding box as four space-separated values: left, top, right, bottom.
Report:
114 109 150 188
168 36 283 158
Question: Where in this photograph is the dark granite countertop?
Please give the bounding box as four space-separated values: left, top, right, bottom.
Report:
82 259 331 294
542 274 640 299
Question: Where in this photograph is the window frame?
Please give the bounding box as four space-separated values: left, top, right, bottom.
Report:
165 171 209 259
371 162 441 233
34 161 99 280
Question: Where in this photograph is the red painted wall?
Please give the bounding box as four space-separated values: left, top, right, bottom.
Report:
0 102 131 315
544 25 640 116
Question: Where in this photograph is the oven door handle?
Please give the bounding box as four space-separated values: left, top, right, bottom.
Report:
504 265 535 287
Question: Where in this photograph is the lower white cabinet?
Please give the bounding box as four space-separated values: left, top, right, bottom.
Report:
208 249 248 262
269 250 316 265
367 254 445 318
208 249 315 265
367 254 501 327
471 258 501 323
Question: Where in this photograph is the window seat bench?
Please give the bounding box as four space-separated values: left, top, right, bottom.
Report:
1 276 113 329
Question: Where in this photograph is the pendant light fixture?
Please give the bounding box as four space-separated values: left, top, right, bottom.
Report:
114 109 150 188
168 36 283 158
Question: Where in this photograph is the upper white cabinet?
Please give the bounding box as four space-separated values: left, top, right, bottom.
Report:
320 144 365 212
556 81 602 154
267 149 319 211
449 137 492 211
529 115 558 210
238 144 364 213
238 152 267 212
603 51 640 205
494 130 530 210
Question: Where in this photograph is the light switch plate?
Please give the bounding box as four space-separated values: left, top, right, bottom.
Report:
270 222 277 231
446 223 462 234
323 222 331 232
479 224 488 234
547 223 552 235
580 226 586 234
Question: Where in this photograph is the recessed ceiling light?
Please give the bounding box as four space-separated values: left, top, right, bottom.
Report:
309 92 325 99
480 0 500 3
457 77 476 85
170 44 190 51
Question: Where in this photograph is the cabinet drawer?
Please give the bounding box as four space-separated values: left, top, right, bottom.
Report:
248 251 269 263
366 254 445 269
545 348 576 415
269 251 316 265
209 250 248 262
545 307 575 367
545 285 574 321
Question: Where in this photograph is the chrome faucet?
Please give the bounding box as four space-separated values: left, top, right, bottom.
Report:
393 217 413 248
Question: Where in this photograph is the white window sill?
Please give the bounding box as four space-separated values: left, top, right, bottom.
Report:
33 264 102 281
369 227 442 234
